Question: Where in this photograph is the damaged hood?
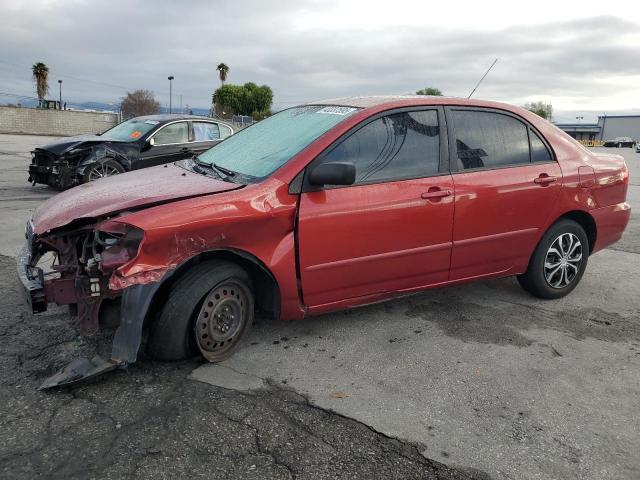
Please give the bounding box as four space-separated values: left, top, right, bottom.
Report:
32 164 242 234
35 135 123 156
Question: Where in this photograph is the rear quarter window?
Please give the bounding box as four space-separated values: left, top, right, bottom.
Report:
529 130 552 162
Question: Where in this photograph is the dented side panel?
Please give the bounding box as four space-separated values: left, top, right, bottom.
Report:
109 178 303 319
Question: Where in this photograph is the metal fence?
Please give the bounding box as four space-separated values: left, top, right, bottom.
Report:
577 140 604 147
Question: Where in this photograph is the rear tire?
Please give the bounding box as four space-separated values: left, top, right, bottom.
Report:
83 159 125 183
147 261 253 361
517 219 589 299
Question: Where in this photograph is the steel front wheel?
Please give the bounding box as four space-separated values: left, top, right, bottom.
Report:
517 219 589 299
83 159 125 183
195 281 252 361
148 261 254 361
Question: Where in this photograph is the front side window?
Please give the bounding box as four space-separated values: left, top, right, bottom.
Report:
320 110 440 184
197 105 359 178
153 122 189 145
193 122 220 142
452 110 530 170
101 118 158 142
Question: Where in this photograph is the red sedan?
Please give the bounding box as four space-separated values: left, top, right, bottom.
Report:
19 96 630 387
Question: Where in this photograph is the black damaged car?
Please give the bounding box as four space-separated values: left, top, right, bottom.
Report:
28 114 234 188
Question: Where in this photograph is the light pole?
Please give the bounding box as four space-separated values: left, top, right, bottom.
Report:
167 76 174 113
58 80 62 109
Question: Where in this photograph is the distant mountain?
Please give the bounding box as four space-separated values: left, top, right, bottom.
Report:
0 98 211 116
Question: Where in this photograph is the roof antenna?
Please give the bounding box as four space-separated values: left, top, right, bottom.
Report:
467 58 498 99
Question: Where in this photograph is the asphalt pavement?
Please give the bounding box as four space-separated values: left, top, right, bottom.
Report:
0 133 638 479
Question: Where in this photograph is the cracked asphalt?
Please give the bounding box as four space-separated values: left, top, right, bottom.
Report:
1 134 639 479
0 134 476 480
0 256 475 479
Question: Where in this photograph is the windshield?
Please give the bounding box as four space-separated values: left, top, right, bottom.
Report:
102 118 159 142
197 105 359 178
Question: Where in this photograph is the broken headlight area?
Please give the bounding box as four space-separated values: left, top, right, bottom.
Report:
30 221 144 335
90 220 144 275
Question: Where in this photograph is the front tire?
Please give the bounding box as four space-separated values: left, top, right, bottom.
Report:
147 261 254 362
517 219 589 299
83 158 125 183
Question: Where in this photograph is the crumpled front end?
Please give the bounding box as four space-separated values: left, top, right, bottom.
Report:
17 216 161 389
29 147 90 189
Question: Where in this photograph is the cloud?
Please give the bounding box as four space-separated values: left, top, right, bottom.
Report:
0 0 638 112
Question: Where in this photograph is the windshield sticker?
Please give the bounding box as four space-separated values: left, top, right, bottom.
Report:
129 131 142 139
144 120 160 125
316 106 357 115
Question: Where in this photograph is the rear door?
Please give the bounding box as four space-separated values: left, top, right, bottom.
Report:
137 121 191 169
190 121 232 155
297 108 454 309
446 107 562 280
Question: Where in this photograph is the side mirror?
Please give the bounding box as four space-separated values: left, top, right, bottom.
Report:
148 137 155 147
308 161 356 186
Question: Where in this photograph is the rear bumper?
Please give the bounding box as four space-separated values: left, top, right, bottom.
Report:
591 202 631 253
16 243 47 313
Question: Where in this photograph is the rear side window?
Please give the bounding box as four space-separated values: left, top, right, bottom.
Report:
193 122 220 141
530 130 552 162
452 110 530 170
322 110 440 184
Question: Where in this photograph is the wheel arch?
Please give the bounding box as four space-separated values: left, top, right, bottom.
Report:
78 156 127 178
553 210 597 254
144 248 281 328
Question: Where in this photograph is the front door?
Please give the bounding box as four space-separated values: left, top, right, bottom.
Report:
297 108 454 308
446 108 563 280
137 121 191 169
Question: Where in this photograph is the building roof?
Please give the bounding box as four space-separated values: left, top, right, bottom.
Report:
598 115 640 119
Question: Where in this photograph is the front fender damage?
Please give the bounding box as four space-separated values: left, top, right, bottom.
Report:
40 277 167 389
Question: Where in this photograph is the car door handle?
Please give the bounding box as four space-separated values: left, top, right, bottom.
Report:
421 189 452 199
180 147 192 153
534 174 557 185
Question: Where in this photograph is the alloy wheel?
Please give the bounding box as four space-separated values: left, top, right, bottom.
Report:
88 164 120 181
544 233 583 289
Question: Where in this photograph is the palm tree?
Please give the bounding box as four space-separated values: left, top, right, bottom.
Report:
32 62 50 107
217 63 229 85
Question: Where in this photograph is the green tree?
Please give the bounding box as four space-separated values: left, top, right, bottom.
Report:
217 63 229 85
212 82 273 118
32 62 50 106
416 87 443 96
524 101 553 120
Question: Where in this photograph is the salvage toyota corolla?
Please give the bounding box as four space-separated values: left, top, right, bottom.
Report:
18 96 630 388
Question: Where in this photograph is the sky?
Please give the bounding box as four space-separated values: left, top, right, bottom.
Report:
1 0 639 122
